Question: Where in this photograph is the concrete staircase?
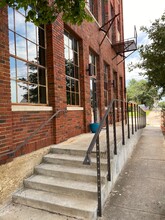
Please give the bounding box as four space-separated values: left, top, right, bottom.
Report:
13 146 109 220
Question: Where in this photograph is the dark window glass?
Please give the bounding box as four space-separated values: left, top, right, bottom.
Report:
64 31 80 106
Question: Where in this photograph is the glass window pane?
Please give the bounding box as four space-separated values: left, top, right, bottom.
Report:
64 46 69 60
38 67 46 85
28 64 38 84
18 8 25 16
74 52 78 65
64 33 68 46
69 36 73 49
67 92 70 105
10 80 17 102
16 35 27 59
37 47 45 66
75 81 79 92
38 27 45 47
66 77 70 91
9 31 15 55
71 79 75 92
15 11 26 37
74 39 78 51
17 82 28 103
28 41 37 63
71 93 75 105
39 86 46 104
27 22 36 42
75 66 79 79
10 57 16 79
29 84 38 103
76 93 79 105
8 7 14 31
17 59 27 81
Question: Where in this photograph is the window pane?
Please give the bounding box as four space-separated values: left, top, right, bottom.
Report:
17 59 27 81
29 84 38 103
10 57 16 79
64 33 68 46
16 35 27 59
17 82 28 103
15 11 26 37
39 68 46 85
28 64 38 84
28 41 37 63
38 47 45 66
64 46 69 60
71 93 75 105
10 80 17 102
8 7 14 31
38 27 45 47
74 52 78 65
71 79 75 92
74 39 78 51
66 77 70 91
39 86 46 104
67 92 70 104
9 31 15 55
27 22 36 42
76 93 79 105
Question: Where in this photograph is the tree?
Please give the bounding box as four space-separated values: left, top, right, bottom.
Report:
127 79 158 109
0 0 93 25
129 12 165 96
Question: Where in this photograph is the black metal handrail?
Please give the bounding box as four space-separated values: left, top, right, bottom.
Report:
0 108 67 160
83 99 146 217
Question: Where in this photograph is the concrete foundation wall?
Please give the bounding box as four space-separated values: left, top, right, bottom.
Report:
0 147 51 205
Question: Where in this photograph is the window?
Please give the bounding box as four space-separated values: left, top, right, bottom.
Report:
87 0 98 20
8 7 47 104
64 31 80 106
104 63 109 107
89 52 97 77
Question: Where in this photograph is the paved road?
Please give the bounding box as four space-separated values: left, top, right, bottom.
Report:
99 111 165 220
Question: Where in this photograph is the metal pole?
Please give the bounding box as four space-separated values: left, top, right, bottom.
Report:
134 104 137 132
113 101 117 155
106 116 111 181
96 136 102 217
121 101 125 145
131 103 134 134
127 102 130 139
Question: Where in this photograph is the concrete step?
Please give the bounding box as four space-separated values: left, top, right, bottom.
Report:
50 146 107 158
35 163 107 183
24 174 101 199
43 153 107 170
13 188 97 220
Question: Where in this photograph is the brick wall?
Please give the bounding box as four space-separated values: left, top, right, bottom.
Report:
0 0 126 163
0 7 13 157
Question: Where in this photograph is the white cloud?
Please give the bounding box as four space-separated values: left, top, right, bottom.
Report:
123 0 165 84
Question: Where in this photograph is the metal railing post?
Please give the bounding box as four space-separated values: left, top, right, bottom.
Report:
106 116 111 181
131 103 134 135
127 102 130 139
121 100 125 145
96 136 102 217
113 101 117 155
134 104 137 132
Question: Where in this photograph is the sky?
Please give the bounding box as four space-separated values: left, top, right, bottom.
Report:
123 0 165 85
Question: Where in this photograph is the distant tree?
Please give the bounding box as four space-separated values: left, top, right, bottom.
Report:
0 0 93 25
158 101 165 110
127 79 158 109
129 12 165 96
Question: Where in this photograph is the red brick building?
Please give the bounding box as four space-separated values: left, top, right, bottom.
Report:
0 0 127 162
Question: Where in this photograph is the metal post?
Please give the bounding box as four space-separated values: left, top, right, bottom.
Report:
106 116 111 181
96 136 102 217
113 101 117 155
137 105 139 129
134 104 137 132
121 101 125 145
131 103 134 134
127 102 130 139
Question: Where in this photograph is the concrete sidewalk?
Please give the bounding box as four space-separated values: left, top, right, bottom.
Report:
99 122 165 219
